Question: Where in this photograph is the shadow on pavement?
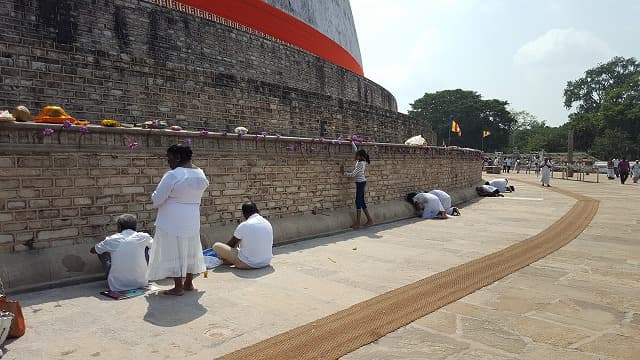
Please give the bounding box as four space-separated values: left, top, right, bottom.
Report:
143 290 207 327
212 265 275 278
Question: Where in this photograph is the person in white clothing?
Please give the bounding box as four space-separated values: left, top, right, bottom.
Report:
485 178 515 193
540 158 553 187
632 160 640 183
476 185 503 197
147 144 209 296
428 190 461 216
90 214 153 292
406 192 448 219
212 203 273 269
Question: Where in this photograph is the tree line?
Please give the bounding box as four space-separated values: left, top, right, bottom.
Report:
408 56 640 160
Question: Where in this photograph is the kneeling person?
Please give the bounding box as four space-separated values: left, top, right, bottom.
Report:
476 185 503 197
407 192 448 219
486 178 515 193
212 203 273 269
90 214 153 292
428 189 461 216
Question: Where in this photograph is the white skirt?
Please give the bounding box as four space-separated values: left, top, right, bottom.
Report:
147 228 206 280
540 167 551 185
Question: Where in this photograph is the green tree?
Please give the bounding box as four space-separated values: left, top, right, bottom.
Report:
564 56 640 113
564 56 640 159
408 89 516 151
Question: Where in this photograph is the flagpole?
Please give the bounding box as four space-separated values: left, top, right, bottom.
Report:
482 134 484 151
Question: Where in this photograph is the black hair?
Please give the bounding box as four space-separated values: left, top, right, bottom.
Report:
116 213 137 231
167 144 193 163
241 202 259 218
484 181 490 185
356 149 370 164
406 192 418 204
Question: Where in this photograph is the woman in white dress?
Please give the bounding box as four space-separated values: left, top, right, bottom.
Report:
540 158 552 187
147 144 209 295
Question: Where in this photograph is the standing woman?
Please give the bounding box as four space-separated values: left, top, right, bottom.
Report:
340 147 374 228
540 157 552 187
148 144 209 295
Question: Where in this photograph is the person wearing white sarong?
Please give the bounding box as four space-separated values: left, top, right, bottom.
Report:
540 158 552 187
607 159 615 179
428 190 461 216
486 178 515 193
632 160 640 183
148 144 209 296
407 192 447 219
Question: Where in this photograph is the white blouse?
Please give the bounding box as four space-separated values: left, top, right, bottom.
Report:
152 167 209 236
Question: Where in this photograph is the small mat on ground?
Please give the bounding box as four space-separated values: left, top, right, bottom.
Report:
218 181 599 360
100 285 159 300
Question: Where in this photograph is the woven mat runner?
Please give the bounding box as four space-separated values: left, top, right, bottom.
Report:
219 182 599 360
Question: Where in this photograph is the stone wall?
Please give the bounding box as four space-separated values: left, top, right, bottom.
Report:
0 0 425 143
0 123 481 289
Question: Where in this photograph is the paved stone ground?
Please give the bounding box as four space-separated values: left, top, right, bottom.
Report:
2 172 638 359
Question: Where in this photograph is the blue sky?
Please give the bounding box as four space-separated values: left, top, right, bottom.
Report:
350 0 640 126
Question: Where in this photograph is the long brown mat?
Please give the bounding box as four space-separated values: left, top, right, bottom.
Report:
218 183 599 360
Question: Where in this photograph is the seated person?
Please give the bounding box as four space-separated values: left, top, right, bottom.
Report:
406 192 448 219
428 189 461 216
485 178 515 193
90 214 153 292
476 185 504 197
212 203 273 269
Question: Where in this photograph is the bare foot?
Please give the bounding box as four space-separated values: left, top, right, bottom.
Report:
183 283 195 291
364 221 374 227
160 288 184 296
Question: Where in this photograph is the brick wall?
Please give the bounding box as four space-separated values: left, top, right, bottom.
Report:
0 122 482 255
0 0 434 143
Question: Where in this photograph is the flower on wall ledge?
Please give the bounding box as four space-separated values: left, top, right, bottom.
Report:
185 137 192 145
62 120 72 129
43 128 54 136
79 126 89 134
128 142 139 150
199 130 209 137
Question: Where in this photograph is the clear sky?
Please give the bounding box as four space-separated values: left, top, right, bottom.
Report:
350 0 640 126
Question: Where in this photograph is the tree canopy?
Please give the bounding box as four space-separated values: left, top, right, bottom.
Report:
565 56 640 160
408 89 516 151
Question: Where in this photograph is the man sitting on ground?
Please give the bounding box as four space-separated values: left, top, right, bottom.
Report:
428 189 461 216
476 185 503 197
90 214 153 292
212 203 273 269
485 178 515 193
406 192 448 219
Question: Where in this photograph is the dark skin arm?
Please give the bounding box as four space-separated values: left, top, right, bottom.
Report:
227 235 241 249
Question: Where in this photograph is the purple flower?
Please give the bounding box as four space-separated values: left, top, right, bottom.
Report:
320 137 325 143
200 130 209 137
62 120 72 129
43 128 54 136
222 131 228 137
79 126 89 134
287 145 299 152
128 142 139 150
253 134 260 141
261 131 268 138
185 137 192 145
275 133 281 140
237 132 244 138
337 136 343 145
330 140 336 145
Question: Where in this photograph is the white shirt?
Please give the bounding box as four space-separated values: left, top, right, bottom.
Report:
95 229 153 292
480 185 498 194
428 190 453 215
152 167 209 236
488 179 508 193
413 193 444 219
234 214 273 268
